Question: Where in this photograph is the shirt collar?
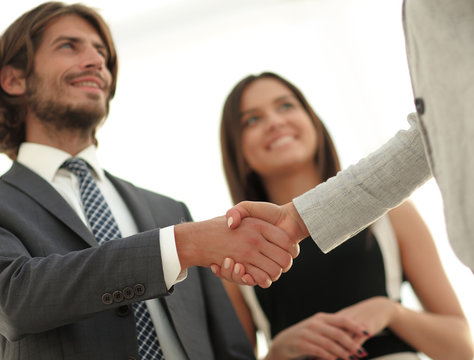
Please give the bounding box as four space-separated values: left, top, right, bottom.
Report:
17 143 106 182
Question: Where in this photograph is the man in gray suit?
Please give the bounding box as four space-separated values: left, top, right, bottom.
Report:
0 2 297 359
221 0 474 280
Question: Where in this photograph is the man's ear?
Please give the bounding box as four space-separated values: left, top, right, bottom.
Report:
0 65 26 96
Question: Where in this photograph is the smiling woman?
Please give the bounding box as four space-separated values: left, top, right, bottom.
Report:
218 72 473 359
1 1 473 357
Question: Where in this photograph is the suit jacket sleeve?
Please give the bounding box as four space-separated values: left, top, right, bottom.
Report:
0 226 168 341
293 113 432 253
0 167 171 342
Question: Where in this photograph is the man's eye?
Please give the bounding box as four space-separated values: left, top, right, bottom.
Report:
59 42 74 49
97 48 109 60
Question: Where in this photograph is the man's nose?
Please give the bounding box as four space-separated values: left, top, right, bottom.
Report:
80 46 106 70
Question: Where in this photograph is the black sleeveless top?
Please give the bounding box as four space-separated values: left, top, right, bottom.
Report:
254 228 416 358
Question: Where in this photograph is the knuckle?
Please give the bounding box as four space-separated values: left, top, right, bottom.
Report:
314 312 328 319
333 329 348 340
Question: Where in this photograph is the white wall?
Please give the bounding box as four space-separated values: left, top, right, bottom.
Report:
1 0 473 353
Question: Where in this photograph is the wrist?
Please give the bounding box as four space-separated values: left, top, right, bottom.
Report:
263 332 288 360
264 346 281 360
386 298 403 328
285 201 309 240
174 221 199 270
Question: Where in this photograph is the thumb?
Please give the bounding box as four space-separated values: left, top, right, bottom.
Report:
225 205 246 229
226 201 282 229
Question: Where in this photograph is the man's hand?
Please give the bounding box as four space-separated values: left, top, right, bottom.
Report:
211 201 309 286
226 201 309 242
174 216 299 288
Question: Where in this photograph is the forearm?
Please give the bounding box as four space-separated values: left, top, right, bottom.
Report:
0 230 167 341
294 113 431 253
390 303 473 360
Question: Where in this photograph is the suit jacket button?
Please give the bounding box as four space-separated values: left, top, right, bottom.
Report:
415 97 425 114
116 305 131 317
113 290 124 303
102 293 113 305
123 286 134 299
134 284 145 297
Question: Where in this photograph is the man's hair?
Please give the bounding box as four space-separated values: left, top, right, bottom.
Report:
0 2 118 159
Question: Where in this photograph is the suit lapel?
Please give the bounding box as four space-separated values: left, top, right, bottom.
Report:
2 162 97 247
107 174 214 359
105 173 157 231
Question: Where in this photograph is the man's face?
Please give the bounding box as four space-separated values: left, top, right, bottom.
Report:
26 14 112 133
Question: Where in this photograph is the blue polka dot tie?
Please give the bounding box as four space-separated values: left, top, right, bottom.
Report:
62 158 165 360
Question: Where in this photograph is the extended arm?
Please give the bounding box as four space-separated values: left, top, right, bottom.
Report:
293 113 431 253
0 213 296 341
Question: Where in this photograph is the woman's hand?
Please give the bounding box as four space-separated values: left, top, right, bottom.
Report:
336 296 399 337
264 312 369 360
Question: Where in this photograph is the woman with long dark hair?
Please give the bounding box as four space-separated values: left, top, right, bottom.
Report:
218 72 472 360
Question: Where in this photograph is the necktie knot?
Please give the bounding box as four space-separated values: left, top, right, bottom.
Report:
61 158 90 179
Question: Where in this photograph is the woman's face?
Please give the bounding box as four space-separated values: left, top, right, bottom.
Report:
240 77 318 178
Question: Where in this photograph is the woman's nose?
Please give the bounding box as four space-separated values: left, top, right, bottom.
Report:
266 112 286 130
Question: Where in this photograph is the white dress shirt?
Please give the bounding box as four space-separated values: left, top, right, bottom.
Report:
17 143 187 359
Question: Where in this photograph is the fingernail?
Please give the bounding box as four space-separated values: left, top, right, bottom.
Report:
227 216 233 228
357 348 368 357
241 276 247 284
223 258 231 269
234 263 241 274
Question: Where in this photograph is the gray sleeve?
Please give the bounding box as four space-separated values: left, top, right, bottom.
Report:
0 229 167 342
293 113 432 253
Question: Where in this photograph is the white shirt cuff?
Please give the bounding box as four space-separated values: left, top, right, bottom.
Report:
160 226 187 289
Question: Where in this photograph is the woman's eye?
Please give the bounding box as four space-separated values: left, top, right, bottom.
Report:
243 116 259 127
279 102 294 111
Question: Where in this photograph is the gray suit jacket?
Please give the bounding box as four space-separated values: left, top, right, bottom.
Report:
294 0 474 271
0 162 254 360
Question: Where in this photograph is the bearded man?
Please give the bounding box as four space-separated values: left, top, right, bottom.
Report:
0 2 300 359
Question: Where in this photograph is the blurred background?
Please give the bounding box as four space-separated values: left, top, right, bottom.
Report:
1 0 473 357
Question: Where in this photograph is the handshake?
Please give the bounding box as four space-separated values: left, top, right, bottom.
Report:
174 201 309 288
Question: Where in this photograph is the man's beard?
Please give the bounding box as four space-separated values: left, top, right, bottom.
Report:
26 71 108 133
